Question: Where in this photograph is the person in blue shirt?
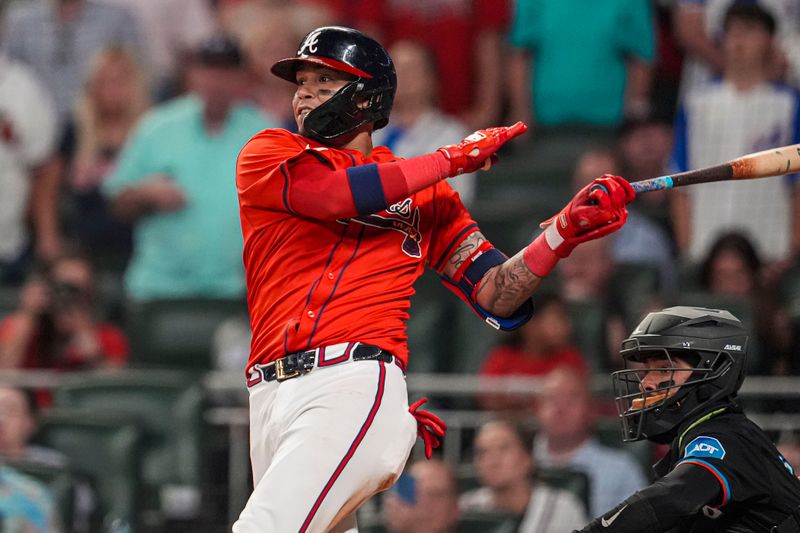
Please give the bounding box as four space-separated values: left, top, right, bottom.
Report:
0 464 62 532
103 35 275 301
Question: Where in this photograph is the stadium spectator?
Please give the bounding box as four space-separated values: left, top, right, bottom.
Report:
0 52 62 282
0 386 64 466
0 463 62 532
372 40 476 206
674 0 800 95
460 420 586 533
0 253 129 370
617 114 676 249
349 0 511 129
558 236 628 370
533 367 648 519
479 292 586 411
103 35 273 301
618 114 674 184
219 0 335 45
61 46 151 271
508 0 655 131
572 148 674 289
670 2 800 262
0 385 96 531
384 460 460 533
1 0 143 127
233 8 305 131
96 0 216 99
699 232 792 374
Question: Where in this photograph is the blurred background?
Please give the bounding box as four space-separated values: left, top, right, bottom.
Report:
0 0 799 531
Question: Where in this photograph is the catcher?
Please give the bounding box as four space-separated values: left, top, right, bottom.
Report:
577 306 800 532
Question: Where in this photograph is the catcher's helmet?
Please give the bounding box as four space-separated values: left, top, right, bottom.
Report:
271 26 396 141
612 306 748 443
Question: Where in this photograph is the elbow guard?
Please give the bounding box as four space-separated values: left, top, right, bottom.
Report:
442 243 533 331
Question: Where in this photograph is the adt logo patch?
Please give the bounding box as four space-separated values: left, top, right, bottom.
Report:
685 436 726 460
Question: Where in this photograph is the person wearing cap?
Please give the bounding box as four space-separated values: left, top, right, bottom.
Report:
102 35 274 301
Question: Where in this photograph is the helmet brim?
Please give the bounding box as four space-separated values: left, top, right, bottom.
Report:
270 56 373 84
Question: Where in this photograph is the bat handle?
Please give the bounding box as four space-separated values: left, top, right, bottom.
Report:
631 176 675 194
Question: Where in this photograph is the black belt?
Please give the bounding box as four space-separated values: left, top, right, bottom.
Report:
264 343 395 382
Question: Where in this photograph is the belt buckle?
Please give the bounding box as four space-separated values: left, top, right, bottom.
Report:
275 357 302 382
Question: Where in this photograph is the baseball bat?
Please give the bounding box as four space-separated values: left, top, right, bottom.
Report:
630 143 800 194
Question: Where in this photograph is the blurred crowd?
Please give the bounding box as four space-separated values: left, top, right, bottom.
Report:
1 0 800 530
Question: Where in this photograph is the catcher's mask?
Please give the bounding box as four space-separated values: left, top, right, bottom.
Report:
271 26 396 142
611 306 748 443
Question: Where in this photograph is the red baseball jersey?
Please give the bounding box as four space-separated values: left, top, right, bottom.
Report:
236 128 478 371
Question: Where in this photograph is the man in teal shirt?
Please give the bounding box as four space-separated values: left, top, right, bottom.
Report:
508 0 655 129
104 35 273 300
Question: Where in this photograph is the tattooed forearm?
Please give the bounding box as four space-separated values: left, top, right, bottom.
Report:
443 232 541 316
476 251 542 316
445 231 487 276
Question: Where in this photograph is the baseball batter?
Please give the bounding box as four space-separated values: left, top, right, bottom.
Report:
233 26 634 533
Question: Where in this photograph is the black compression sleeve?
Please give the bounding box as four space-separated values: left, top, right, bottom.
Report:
574 462 722 532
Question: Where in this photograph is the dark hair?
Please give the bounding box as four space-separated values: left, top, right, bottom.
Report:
723 1 777 35
22 388 39 418
699 231 762 289
617 110 673 139
479 418 536 454
195 34 244 68
501 291 566 348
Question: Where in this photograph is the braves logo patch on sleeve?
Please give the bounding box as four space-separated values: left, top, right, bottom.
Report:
685 436 726 460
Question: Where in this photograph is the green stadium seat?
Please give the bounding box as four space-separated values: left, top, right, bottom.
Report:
407 271 455 373
126 298 248 369
778 267 800 318
676 260 703 292
0 286 19 319
451 301 508 375
34 408 143 531
566 299 607 373
54 371 208 524
458 511 519 533
609 263 662 330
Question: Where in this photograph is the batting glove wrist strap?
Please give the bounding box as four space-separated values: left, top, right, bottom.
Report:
523 228 563 278
409 398 447 460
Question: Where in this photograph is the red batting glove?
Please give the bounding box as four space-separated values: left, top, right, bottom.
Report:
523 174 635 277
437 122 528 176
409 398 447 460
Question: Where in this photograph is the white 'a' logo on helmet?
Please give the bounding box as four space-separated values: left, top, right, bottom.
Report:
300 30 323 55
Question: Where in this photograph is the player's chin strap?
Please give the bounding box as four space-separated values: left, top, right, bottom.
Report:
773 505 800 533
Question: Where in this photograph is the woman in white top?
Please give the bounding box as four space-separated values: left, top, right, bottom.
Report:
460 419 587 533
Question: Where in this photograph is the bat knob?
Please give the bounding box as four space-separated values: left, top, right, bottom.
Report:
588 183 609 205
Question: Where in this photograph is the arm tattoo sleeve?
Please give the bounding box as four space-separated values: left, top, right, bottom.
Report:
447 232 487 273
479 251 541 316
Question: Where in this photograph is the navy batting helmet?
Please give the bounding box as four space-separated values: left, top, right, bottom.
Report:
271 26 396 141
612 306 748 443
